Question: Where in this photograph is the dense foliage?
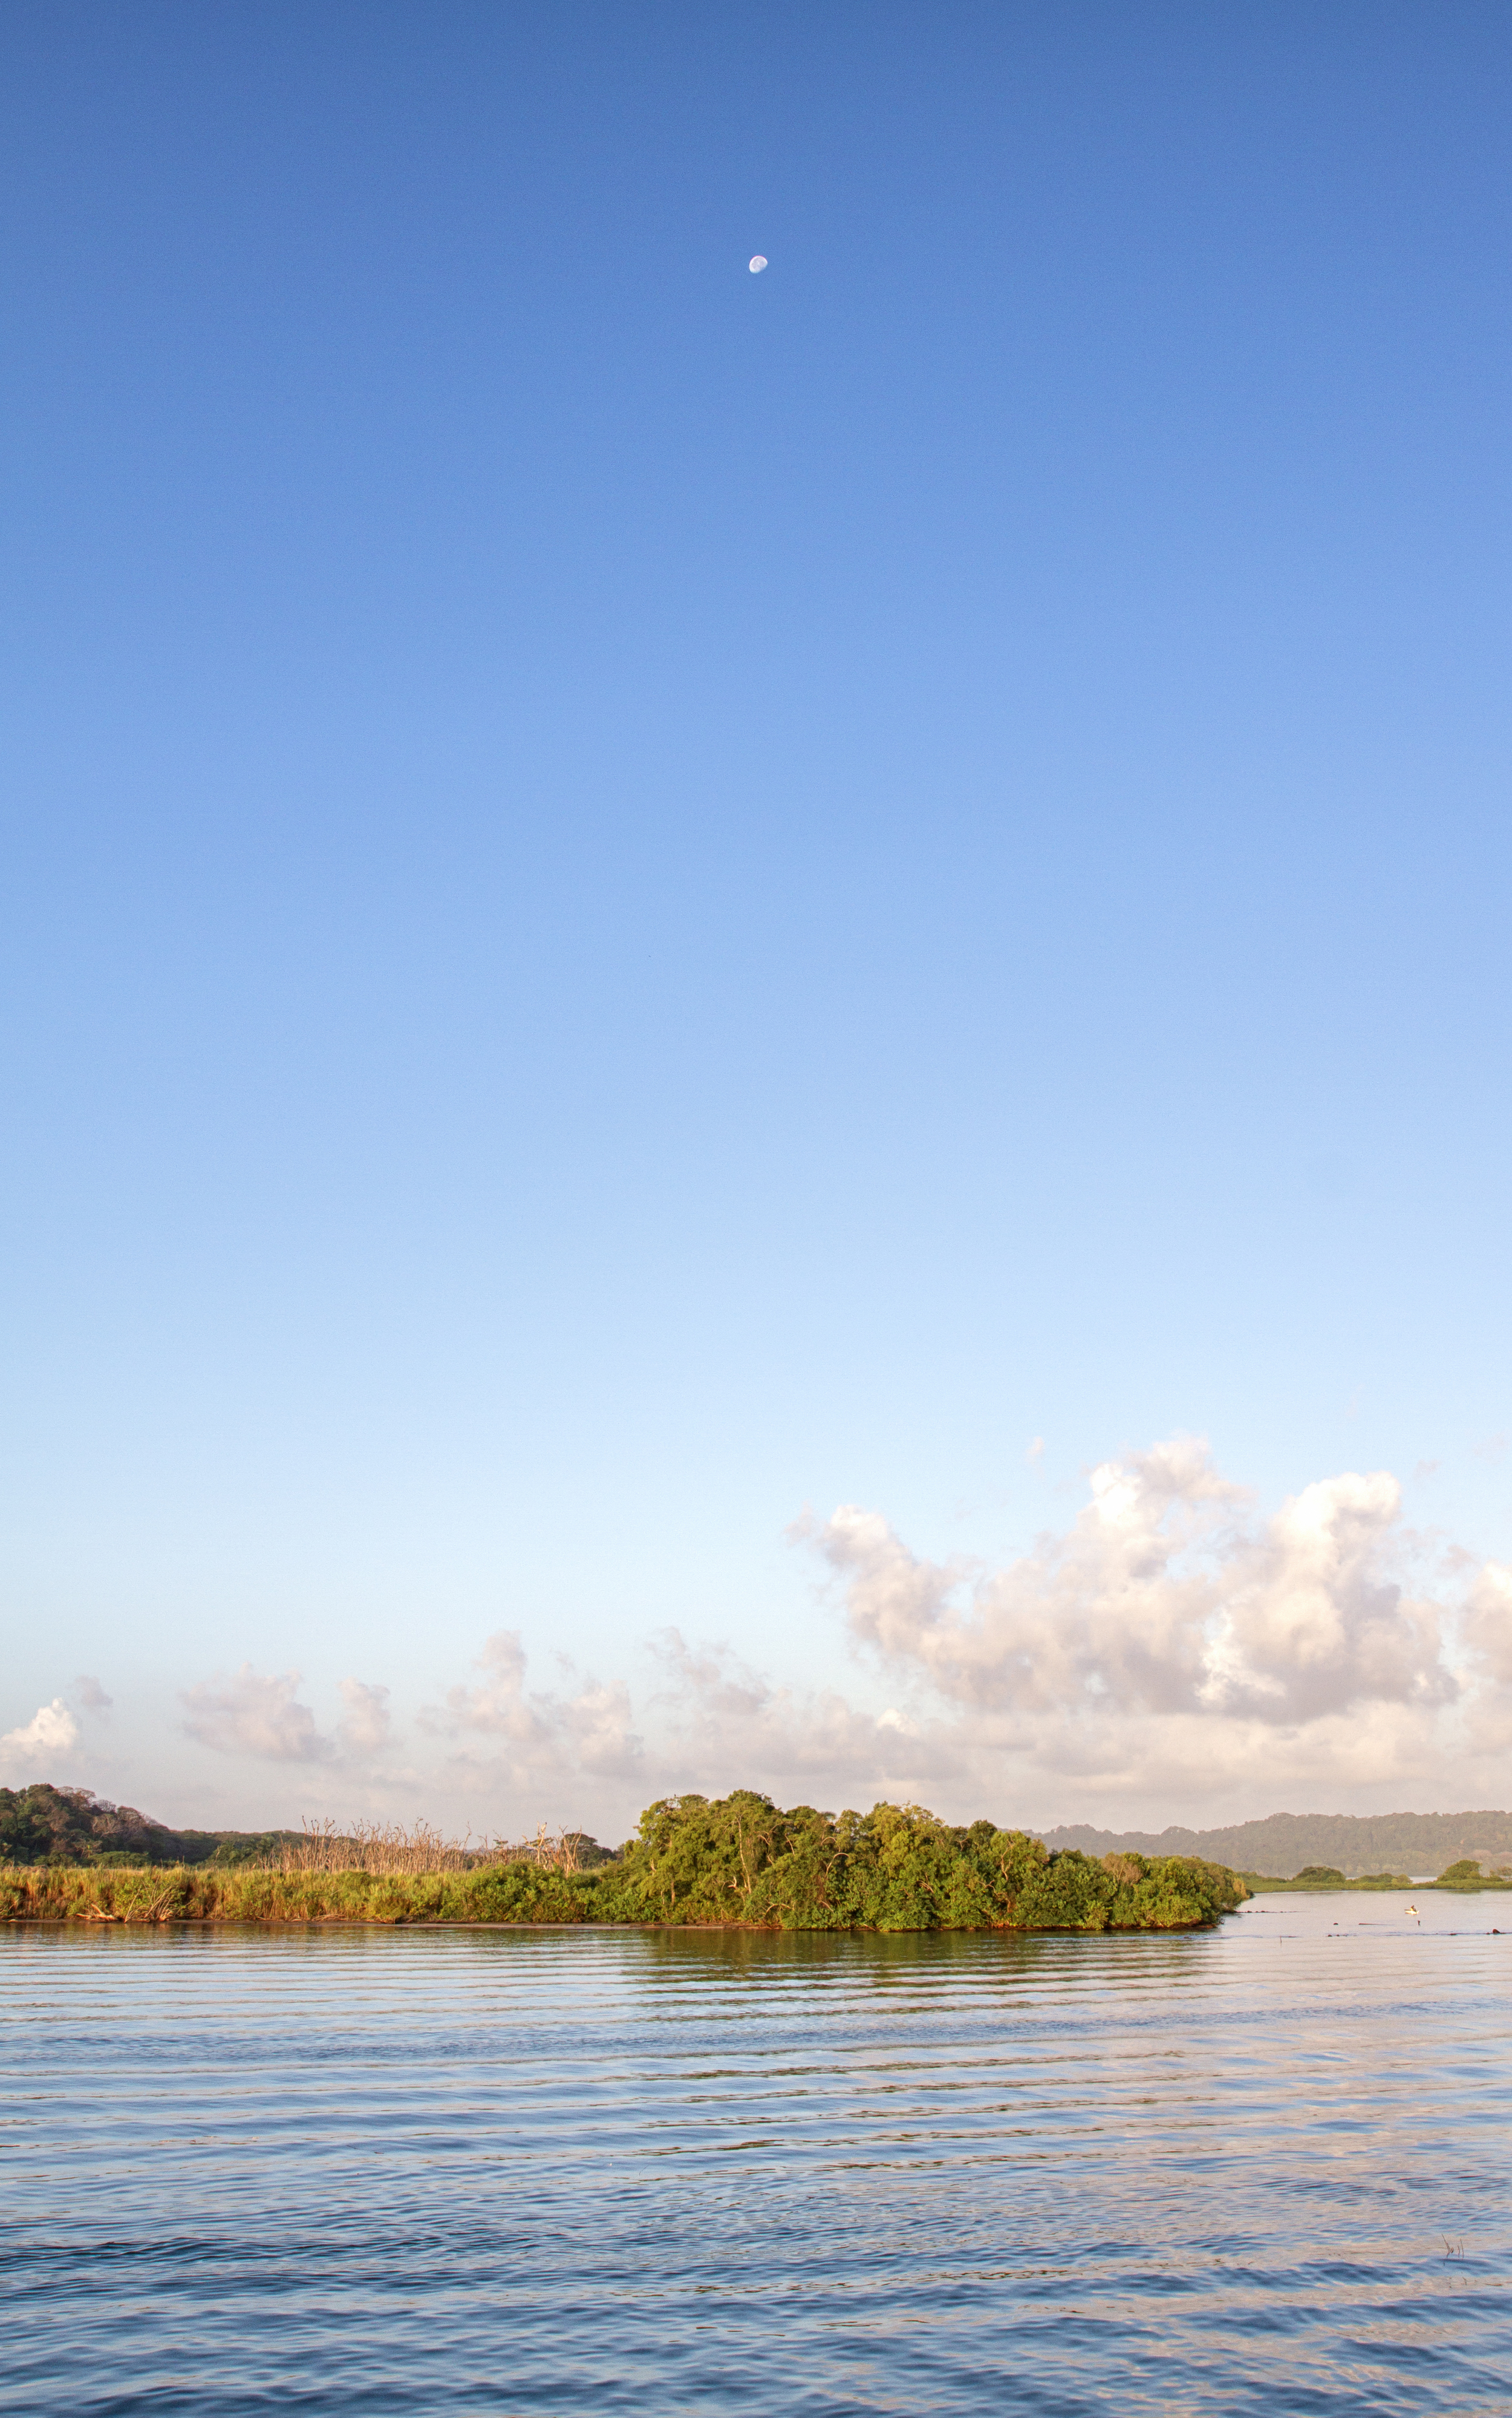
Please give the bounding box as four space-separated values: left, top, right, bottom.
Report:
0 1790 1248 1929
600 1792 1246 1930
0 1783 282 1869
1434 1858 1512 1889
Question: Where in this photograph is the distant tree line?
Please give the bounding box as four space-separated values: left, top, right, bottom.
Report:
0 1784 295 1871
1250 1858 1511 1892
1042 1808 1512 1878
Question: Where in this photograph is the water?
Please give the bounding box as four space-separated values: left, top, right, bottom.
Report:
2 1894 1509 2414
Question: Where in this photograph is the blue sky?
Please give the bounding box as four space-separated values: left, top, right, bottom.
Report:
3 2 1510 1835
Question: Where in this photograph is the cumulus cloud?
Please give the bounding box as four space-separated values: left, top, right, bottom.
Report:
764 1435 1512 1823
648 1628 954 1795
434 1630 539 1744
1462 1563 1512 1690
385 1443 1512 1831
337 1678 393 1757
1 1697 80 1769
405 1629 950 1834
158 1441 1512 1834
810 1439 1453 1728
182 1664 336 1763
423 1629 643 1791
73 1675 112 1714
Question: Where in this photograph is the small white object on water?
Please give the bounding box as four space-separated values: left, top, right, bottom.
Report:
749 255 768 272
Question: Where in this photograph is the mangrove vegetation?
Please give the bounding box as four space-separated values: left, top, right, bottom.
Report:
1 1788 1247 1931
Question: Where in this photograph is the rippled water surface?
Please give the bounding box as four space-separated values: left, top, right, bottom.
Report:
2 1897 1510 2414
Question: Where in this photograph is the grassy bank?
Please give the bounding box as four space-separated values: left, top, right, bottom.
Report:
1242 1858 1512 1892
0 1792 1248 1931
0 1861 590 1926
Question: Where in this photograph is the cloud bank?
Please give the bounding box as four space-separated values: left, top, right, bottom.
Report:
811 1438 1454 1726
793 1437 1498 1823
21 1439 1510 1834
181 1664 337 1763
421 1629 644 1786
180 1665 401 1768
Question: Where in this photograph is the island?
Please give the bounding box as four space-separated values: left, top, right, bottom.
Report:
1 1786 1247 1932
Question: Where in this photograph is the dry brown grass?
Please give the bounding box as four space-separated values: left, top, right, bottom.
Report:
250 1818 593 1877
265 1819 486 1876
509 1823 589 1875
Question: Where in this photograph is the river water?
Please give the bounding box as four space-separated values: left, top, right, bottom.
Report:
1 1893 1508 2414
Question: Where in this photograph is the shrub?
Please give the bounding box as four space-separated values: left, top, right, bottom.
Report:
1437 1858 1485 1887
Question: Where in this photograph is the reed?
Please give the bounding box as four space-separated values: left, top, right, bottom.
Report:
262 1818 492 1877
507 1824 591 1875
0 1860 591 1926
245 1817 593 1878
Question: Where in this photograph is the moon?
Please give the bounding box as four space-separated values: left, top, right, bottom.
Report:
749 255 767 273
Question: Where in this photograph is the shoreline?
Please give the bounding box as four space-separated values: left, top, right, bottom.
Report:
5 1866 1506 1930
0 1857 1245 1933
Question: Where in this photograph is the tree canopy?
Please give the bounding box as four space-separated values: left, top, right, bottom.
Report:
0 1783 285 1869
530 1791 1246 1931
1 1783 1248 1929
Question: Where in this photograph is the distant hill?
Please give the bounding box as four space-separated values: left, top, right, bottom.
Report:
0 1783 295 1869
1038 1809 1512 1878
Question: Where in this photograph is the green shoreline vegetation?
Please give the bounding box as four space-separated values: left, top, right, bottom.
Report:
1239 1859 1512 1893
2 1786 1246 1932
5 1784 1507 1930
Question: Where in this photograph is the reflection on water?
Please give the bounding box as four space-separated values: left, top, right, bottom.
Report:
1 1896 1509 2413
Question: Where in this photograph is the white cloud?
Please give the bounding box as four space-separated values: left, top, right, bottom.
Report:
810 1440 1452 1728
182 1665 336 1764
1 1697 80 1771
432 1630 541 1745
423 1629 644 1795
337 1678 393 1757
409 1627 951 1834
777 1437 1505 1825
149 1442 1512 1835
648 1627 955 1797
375 1445 1512 1832
1462 1563 1512 1694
